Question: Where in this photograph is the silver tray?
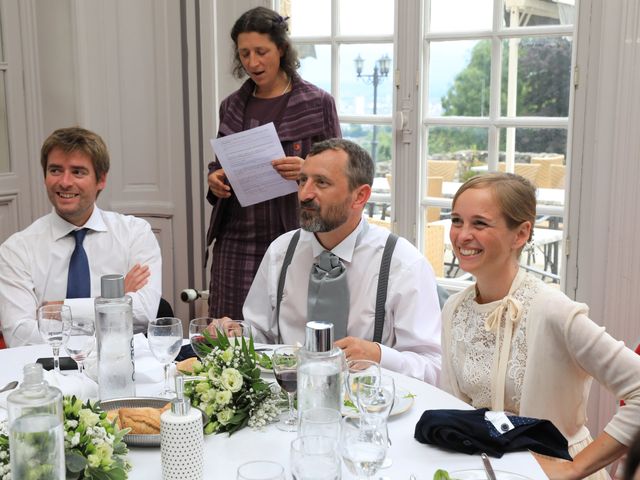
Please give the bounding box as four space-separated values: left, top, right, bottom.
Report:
98 397 207 448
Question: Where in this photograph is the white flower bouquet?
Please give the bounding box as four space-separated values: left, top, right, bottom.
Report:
0 396 131 480
183 332 280 435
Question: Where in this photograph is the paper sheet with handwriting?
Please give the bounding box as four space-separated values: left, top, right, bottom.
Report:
210 123 298 207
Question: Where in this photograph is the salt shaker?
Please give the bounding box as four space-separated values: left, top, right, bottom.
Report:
160 375 206 480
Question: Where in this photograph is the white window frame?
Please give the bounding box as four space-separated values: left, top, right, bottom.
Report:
408 0 575 290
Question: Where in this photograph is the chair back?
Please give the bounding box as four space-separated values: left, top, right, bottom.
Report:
531 155 564 188
498 163 541 186
426 176 444 223
424 223 445 277
549 164 566 189
427 160 458 181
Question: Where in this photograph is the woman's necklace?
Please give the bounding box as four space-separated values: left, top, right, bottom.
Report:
253 76 291 98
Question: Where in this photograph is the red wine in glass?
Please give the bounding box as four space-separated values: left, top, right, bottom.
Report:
275 369 297 393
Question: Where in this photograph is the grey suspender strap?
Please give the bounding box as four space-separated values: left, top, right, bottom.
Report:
276 228 398 345
276 229 301 343
373 233 398 343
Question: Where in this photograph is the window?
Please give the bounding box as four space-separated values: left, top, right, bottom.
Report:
275 0 576 287
420 0 575 286
278 0 396 225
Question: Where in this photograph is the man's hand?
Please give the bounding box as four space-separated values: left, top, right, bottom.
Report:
208 169 232 198
124 264 150 293
205 317 244 338
272 156 304 181
335 336 381 363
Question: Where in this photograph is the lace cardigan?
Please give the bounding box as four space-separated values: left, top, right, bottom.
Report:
440 270 640 448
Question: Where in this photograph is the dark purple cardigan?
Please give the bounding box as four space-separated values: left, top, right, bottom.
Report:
205 74 342 251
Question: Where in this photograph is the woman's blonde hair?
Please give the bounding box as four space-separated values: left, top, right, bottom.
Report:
452 172 536 243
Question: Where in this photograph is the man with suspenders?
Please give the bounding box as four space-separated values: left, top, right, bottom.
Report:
237 139 442 383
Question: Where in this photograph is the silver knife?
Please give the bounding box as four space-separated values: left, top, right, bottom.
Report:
481 453 497 480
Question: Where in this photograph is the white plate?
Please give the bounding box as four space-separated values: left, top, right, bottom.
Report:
341 387 415 418
449 469 534 480
99 397 208 448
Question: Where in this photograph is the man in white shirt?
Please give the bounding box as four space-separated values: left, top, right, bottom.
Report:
241 138 441 384
0 127 162 346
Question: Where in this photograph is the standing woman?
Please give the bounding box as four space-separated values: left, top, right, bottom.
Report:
440 173 640 479
206 7 341 319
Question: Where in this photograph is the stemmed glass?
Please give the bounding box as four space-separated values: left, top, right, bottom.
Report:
340 416 387 480
345 359 381 414
147 317 183 397
356 375 395 469
272 345 299 432
63 316 95 375
37 304 72 373
188 317 218 359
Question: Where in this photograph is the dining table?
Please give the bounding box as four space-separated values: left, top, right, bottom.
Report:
0 340 549 479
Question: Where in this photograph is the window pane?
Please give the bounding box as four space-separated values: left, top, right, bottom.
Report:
428 40 490 117
503 1 575 28
296 43 331 94
339 44 393 116
501 37 572 117
342 123 392 173
0 73 10 173
497 127 567 191
428 0 493 33
339 0 393 36
284 0 331 37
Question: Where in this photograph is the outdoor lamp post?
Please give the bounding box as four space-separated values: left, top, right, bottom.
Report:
354 53 391 162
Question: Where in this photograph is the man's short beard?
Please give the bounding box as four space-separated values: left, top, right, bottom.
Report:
299 200 348 233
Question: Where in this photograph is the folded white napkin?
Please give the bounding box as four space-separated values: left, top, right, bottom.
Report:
0 369 99 410
133 333 165 384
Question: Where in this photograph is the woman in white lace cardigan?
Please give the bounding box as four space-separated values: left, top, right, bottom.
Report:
440 172 640 480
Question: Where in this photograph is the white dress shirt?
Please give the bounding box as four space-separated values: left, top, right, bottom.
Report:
243 219 442 384
0 206 162 346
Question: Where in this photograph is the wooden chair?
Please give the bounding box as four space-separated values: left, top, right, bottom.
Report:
531 155 564 188
549 164 566 189
424 223 445 277
425 176 444 223
366 216 391 230
498 163 541 186
427 160 458 181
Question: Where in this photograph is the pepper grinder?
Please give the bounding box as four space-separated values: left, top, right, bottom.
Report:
160 375 206 480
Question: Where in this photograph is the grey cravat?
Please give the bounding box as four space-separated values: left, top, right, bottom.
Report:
307 250 349 340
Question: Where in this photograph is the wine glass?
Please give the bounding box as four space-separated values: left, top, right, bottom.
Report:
272 345 299 432
188 317 219 359
340 416 387 480
236 461 285 480
356 375 395 469
37 304 72 373
290 435 341 480
63 316 95 375
356 375 395 422
147 317 183 396
345 359 381 414
221 319 249 344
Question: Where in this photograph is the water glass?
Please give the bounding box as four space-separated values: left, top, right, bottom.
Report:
236 461 285 480
290 435 341 480
344 359 381 413
298 407 342 440
340 417 387 480
356 375 395 421
63 316 95 374
37 304 72 373
272 345 299 432
188 317 218 359
147 317 183 396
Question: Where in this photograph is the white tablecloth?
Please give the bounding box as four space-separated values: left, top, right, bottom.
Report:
0 342 549 479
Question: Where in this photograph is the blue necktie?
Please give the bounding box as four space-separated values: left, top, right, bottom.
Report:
66 228 91 299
